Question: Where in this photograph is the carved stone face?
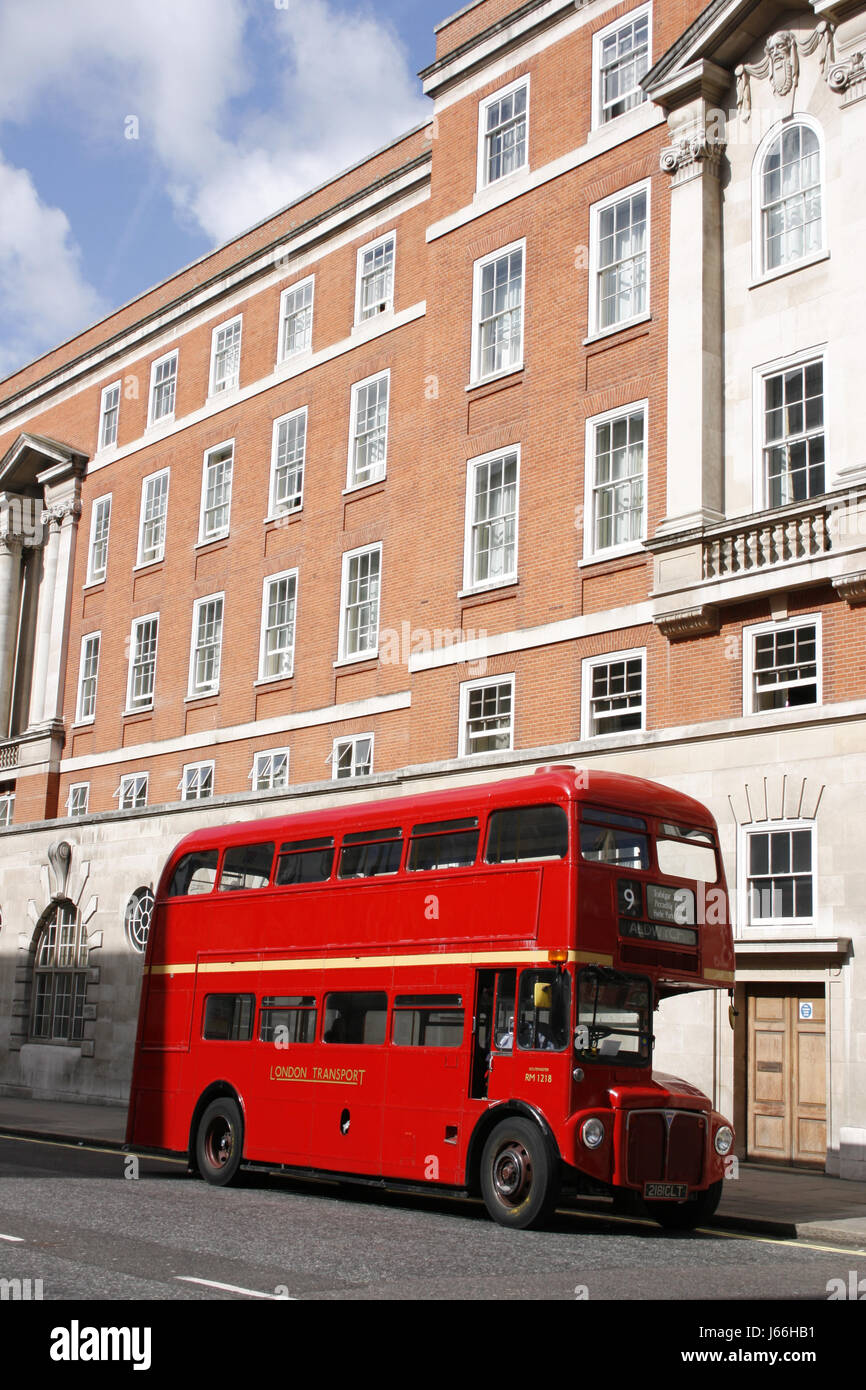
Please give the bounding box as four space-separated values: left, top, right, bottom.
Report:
765 31 797 95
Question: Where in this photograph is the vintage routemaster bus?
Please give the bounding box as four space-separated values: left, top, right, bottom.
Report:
126 766 735 1229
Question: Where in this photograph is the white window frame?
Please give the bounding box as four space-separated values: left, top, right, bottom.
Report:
742 614 822 716
476 74 530 191
459 675 515 758
198 440 234 545
462 445 520 594
331 734 374 780
354 231 396 325
0 791 15 827
738 819 817 933
208 315 242 396
66 783 89 818
581 648 646 740
338 544 382 664
147 350 178 428
97 380 121 452
752 115 826 285
250 749 290 791
136 468 170 568
180 761 215 801
582 400 648 561
753 348 828 511
126 614 159 714
591 4 652 130
588 180 651 340
75 632 101 726
258 569 298 683
346 371 390 491
278 276 315 362
188 593 225 699
470 239 526 385
116 771 149 811
268 408 307 518
85 495 112 586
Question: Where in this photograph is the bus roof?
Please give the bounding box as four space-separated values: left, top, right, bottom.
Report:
165 766 718 864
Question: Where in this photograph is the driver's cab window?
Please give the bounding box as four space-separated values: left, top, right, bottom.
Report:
517 969 570 1051
493 970 516 1051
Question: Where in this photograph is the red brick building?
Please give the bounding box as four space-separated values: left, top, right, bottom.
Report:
1 0 865 1178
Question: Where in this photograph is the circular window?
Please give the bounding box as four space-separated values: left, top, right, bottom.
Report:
124 888 154 953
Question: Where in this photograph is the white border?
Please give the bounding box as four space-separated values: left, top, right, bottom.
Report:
66 783 90 817
136 467 170 568
117 770 150 811
590 3 652 132
250 748 291 790
580 646 646 740
181 760 215 800
737 818 818 934
470 237 526 386
208 315 243 397
751 114 827 286
96 380 121 453
354 230 397 327
268 407 308 518
752 345 829 511
197 439 235 545
125 613 159 715
476 73 531 193
258 569 299 683
338 543 382 663
582 399 648 562
277 276 315 364
188 592 225 699
84 494 112 587
587 178 651 341
462 443 521 593
458 673 515 758
146 350 178 429
346 370 390 491
74 631 100 726
742 612 823 717
331 732 375 780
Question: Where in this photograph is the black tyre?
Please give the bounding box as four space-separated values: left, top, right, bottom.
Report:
650 1179 723 1231
195 1097 244 1186
480 1117 560 1230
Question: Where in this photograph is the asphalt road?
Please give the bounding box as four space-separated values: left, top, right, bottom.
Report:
1 1133 864 1311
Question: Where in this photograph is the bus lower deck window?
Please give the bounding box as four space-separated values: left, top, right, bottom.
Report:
323 992 387 1044
392 995 464 1047
260 997 317 1044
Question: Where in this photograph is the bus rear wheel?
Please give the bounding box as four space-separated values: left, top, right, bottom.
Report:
650 1179 723 1231
480 1118 560 1230
196 1097 244 1186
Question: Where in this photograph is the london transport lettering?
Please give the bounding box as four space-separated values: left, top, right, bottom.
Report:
269 1064 367 1085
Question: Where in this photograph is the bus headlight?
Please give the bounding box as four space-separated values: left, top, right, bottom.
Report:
581 1118 605 1149
714 1125 734 1156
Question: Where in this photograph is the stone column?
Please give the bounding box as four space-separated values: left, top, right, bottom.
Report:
655 117 727 536
27 508 63 728
42 500 82 725
0 528 24 739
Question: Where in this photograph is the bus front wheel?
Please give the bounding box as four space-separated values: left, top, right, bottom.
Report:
480 1118 560 1230
196 1097 244 1186
650 1179 723 1231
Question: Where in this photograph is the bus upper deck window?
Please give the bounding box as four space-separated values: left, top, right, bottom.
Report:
407 817 480 871
218 843 275 892
485 805 568 863
168 850 219 896
274 838 335 885
656 824 718 883
579 806 649 870
338 828 403 879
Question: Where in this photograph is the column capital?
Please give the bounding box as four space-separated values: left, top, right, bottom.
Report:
0 530 24 557
660 131 726 185
41 498 83 531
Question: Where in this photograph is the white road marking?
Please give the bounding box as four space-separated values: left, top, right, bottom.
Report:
0 1233 24 1242
175 1276 295 1299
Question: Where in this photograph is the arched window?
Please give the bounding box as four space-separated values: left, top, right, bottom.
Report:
759 121 823 274
30 903 88 1042
124 888 154 953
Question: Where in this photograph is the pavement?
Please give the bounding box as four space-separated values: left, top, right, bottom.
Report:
1 1093 866 1249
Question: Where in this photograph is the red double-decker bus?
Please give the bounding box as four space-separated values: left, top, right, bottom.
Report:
127 766 735 1229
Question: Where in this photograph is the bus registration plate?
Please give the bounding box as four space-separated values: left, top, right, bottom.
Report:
644 1182 688 1199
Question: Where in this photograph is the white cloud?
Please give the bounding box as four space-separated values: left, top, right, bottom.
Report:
0 151 107 383
0 0 428 373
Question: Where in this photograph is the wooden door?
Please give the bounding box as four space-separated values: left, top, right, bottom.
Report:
747 987 826 1166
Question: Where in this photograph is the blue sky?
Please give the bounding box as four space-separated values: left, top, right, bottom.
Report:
0 0 451 381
